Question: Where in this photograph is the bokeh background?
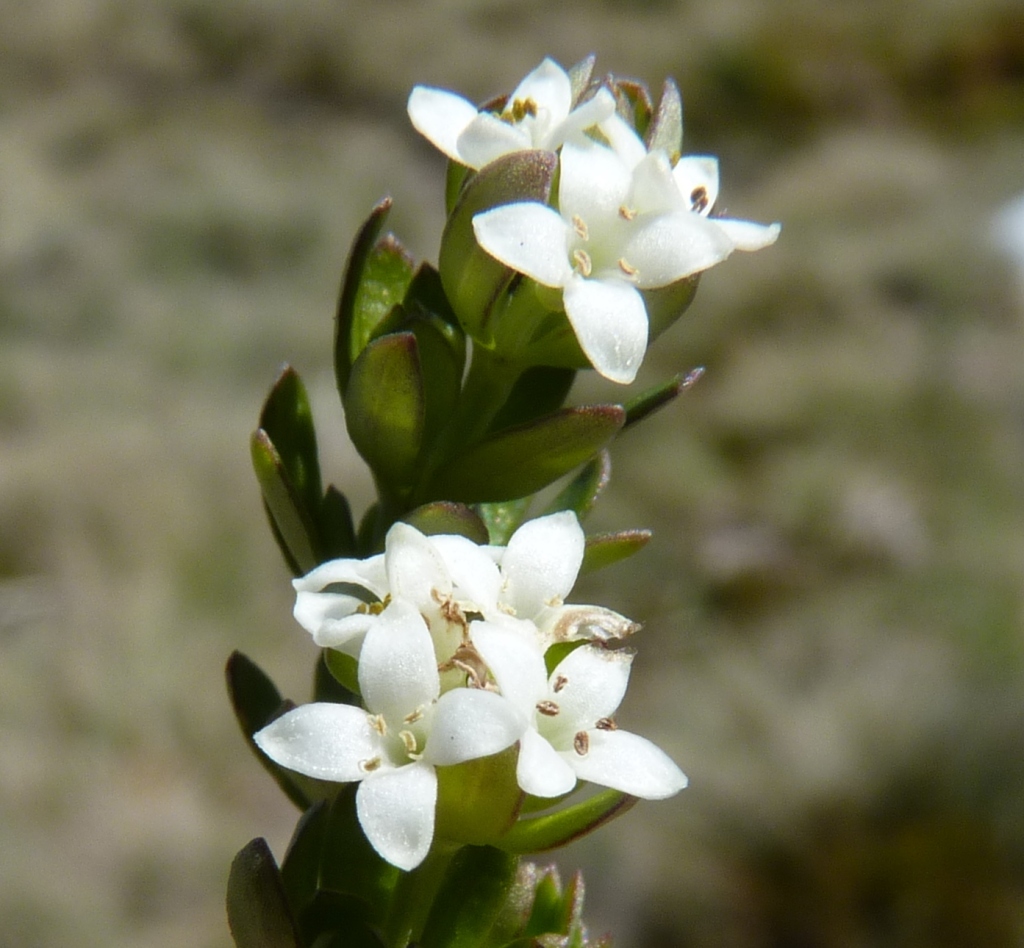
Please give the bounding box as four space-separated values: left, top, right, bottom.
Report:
2 0 1024 945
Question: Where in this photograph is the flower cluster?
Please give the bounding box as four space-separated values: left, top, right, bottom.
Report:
409 57 780 384
254 512 686 870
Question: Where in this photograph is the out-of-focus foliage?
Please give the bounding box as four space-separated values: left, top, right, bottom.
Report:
1 1 1023 946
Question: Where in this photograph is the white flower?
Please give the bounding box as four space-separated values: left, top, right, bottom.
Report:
292 512 636 661
473 120 780 384
471 621 688 800
254 598 521 870
407 57 615 170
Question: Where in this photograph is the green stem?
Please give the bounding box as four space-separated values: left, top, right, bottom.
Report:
383 843 459 948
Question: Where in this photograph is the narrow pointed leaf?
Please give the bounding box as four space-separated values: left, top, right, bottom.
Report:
496 790 638 854
315 649 360 704
259 365 322 519
581 530 652 574
280 801 330 922
428 406 624 504
475 498 532 545
611 78 653 140
488 366 576 433
227 838 302 948
344 332 425 489
402 501 490 543
252 429 319 574
320 486 357 560
543 450 610 521
623 372 689 429
522 869 568 938
641 274 699 340
567 55 596 104
646 77 684 160
418 846 520 948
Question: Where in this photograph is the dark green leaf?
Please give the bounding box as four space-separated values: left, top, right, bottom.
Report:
474 499 532 545
428 406 624 504
543 451 610 521
402 501 490 543
315 650 360 704
319 487 356 560
227 838 302 948
303 893 388 948
646 77 684 161
523 870 566 938
419 847 520 948
439 150 557 344
344 332 425 489
622 371 699 430
252 429 319 574
281 801 330 923
581 530 652 573
642 274 699 340
610 78 653 141
335 199 416 395
259 365 322 520
496 790 638 854
488 366 576 433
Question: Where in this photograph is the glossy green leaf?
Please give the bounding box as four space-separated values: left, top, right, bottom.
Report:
335 199 416 394
610 77 653 141
227 838 302 948
646 77 684 161
322 648 360 697
623 367 705 430
522 870 568 938
319 486 356 561
475 499 532 545
252 429 319 575
302 893 387 948
543 450 610 521
344 332 425 489
642 273 699 340
280 801 330 924
580 530 652 574
496 789 638 854
418 847 520 948
407 310 465 451
259 365 322 520
439 150 557 344
428 406 624 504
488 366 576 433
226 651 312 811
402 501 489 543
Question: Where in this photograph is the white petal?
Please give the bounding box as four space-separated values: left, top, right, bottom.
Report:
309 611 374 655
456 112 532 169
510 57 572 127
537 604 640 646
567 729 687 799
599 112 648 171
386 522 452 613
712 218 781 252
517 728 577 797
551 646 631 725
672 156 720 213
429 534 503 611
623 211 735 287
254 703 377 783
563 275 648 384
293 554 387 597
425 688 521 765
501 511 584 618
358 599 439 720
407 86 480 163
471 620 549 714
472 204 573 287
294 588 366 635
558 137 632 226
631 151 687 216
547 87 617 149
357 761 437 870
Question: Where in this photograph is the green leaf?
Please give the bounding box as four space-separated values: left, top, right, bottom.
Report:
259 365 323 520
610 77 653 141
646 77 684 161
623 368 704 430
227 838 302 948
580 530 652 574
344 332 425 490
321 649 361 697
418 847 521 948
335 198 416 395
319 486 357 560
522 870 565 938
428 406 625 504
641 274 699 340
439 150 557 344
496 790 639 854
488 366 576 433
252 429 319 575
226 651 312 810
543 450 610 521
402 501 490 543
474 499 532 545
280 801 330 924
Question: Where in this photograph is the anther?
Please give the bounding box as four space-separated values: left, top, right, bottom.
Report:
595 717 617 730
619 205 637 221
690 186 709 213
573 249 593 277
618 257 638 277
573 731 590 755
572 215 589 240
536 700 560 717
552 674 569 693
360 756 382 773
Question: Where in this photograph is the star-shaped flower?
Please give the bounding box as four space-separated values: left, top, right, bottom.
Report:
407 57 615 170
254 598 521 870
472 122 780 383
471 621 687 800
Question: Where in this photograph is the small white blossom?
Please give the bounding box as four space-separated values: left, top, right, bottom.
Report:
254 598 521 870
471 620 687 800
407 57 615 170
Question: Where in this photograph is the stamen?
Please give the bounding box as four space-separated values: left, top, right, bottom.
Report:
506 97 538 123
552 674 569 693
690 186 709 213
573 731 590 755
356 594 390 616
536 699 560 717
400 730 419 755
368 713 387 736
403 708 423 725
618 257 638 277
619 204 637 221
573 248 593 277
360 756 382 773
595 717 617 730
572 215 589 241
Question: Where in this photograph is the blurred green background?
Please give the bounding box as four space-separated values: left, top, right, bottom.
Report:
2 0 1024 945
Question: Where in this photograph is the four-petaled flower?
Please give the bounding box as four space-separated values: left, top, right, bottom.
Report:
407 57 615 170
471 620 688 799
254 598 521 870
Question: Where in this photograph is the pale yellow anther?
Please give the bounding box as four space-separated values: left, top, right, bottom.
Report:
618 204 637 221
368 713 387 736
403 708 424 725
572 214 589 240
618 257 638 278
573 248 593 277
400 730 419 756
360 756 382 773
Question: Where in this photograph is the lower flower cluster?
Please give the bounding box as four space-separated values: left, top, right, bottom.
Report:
254 511 687 870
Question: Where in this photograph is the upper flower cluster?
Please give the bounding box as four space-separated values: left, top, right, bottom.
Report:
408 57 780 384
254 512 686 870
